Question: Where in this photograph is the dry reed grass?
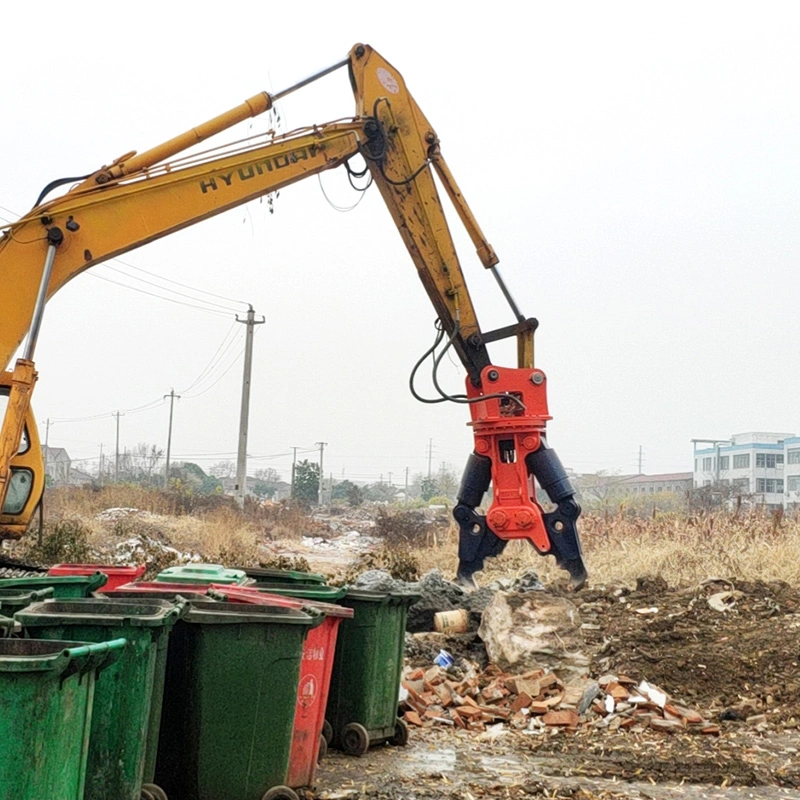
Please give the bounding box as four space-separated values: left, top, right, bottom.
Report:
409 507 800 588
17 486 800 589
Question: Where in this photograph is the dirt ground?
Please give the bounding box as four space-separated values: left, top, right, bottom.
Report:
313 577 800 799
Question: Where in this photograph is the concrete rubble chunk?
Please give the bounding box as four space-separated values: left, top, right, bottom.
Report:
478 591 589 677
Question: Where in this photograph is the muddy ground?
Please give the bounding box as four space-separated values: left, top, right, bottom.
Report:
313 577 800 799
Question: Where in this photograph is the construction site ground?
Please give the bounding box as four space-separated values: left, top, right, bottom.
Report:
311 575 800 799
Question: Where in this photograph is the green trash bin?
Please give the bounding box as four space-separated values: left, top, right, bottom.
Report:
247 583 347 603
0 571 107 598
16 599 185 800
81 595 188 797
325 589 419 756
0 637 126 800
155 563 248 585
0 586 54 614
238 566 327 585
155 600 320 800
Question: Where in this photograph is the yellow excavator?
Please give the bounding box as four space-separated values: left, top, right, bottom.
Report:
0 44 587 588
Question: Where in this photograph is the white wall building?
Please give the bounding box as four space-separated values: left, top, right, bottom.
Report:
785 436 800 509
693 432 796 509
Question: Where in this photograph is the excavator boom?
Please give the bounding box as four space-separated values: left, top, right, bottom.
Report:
0 44 587 588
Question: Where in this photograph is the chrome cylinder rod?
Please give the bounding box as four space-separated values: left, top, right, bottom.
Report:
23 229 63 361
490 265 525 323
272 57 350 103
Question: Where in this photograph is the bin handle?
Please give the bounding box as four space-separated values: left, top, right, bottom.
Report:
169 598 189 620
59 637 127 686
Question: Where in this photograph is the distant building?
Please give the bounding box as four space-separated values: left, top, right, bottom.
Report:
783 436 800 510
570 471 691 503
693 432 797 509
221 477 291 501
42 446 71 484
617 472 693 496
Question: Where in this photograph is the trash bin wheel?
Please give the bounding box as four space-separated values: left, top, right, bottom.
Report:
261 785 299 800
322 719 333 745
142 784 168 800
389 717 409 747
318 732 328 761
341 722 370 756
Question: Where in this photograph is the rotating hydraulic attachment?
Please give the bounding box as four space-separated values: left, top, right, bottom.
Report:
453 365 587 590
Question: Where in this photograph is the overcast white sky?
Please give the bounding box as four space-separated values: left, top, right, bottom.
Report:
2 2 799 485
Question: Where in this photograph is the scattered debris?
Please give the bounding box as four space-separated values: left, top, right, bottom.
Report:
707 590 744 612
478 591 590 678
399 660 718 738
434 609 469 634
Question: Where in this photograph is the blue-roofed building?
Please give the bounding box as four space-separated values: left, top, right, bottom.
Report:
692 432 796 509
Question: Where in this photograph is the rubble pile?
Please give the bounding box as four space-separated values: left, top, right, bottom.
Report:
400 661 720 737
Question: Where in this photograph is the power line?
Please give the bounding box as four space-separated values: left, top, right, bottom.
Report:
109 257 248 308
99 263 242 313
88 272 234 318
179 322 240 394
181 343 247 399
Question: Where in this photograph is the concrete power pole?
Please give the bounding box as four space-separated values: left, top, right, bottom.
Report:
164 389 181 488
315 442 327 504
290 446 299 498
234 306 265 509
113 411 124 482
43 417 51 484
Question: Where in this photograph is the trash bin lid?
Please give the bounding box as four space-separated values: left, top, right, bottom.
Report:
210 585 354 619
16 598 185 627
105 581 214 598
0 572 108 592
155 564 248 585
48 564 146 578
344 588 422 605
182 599 320 626
0 587 54 603
237 566 326 585
248 583 348 602
0 637 126 673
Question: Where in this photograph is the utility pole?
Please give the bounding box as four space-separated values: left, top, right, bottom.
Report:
427 438 433 478
388 471 393 488
315 442 327 504
290 447 299 498
405 466 409 497
234 306 265 509
99 444 105 487
43 418 51 484
164 389 181 488
638 445 643 475
113 411 124 482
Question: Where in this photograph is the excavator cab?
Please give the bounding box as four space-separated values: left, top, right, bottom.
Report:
0 375 43 538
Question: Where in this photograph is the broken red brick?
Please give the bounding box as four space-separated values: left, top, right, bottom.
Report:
542 709 580 727
509 692 533 713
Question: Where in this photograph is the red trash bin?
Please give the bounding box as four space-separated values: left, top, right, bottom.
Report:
101 581 214 601
212 584 354 789
48 563 146 591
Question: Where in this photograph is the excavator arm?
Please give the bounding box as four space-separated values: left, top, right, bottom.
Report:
0 44 587 587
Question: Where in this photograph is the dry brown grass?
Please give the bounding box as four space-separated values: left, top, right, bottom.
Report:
16 486 800 590
408 507 800 589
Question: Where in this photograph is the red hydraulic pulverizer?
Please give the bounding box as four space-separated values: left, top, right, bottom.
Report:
453 364 587 589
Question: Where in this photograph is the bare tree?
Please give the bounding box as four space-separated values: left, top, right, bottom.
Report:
209 460 237 479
